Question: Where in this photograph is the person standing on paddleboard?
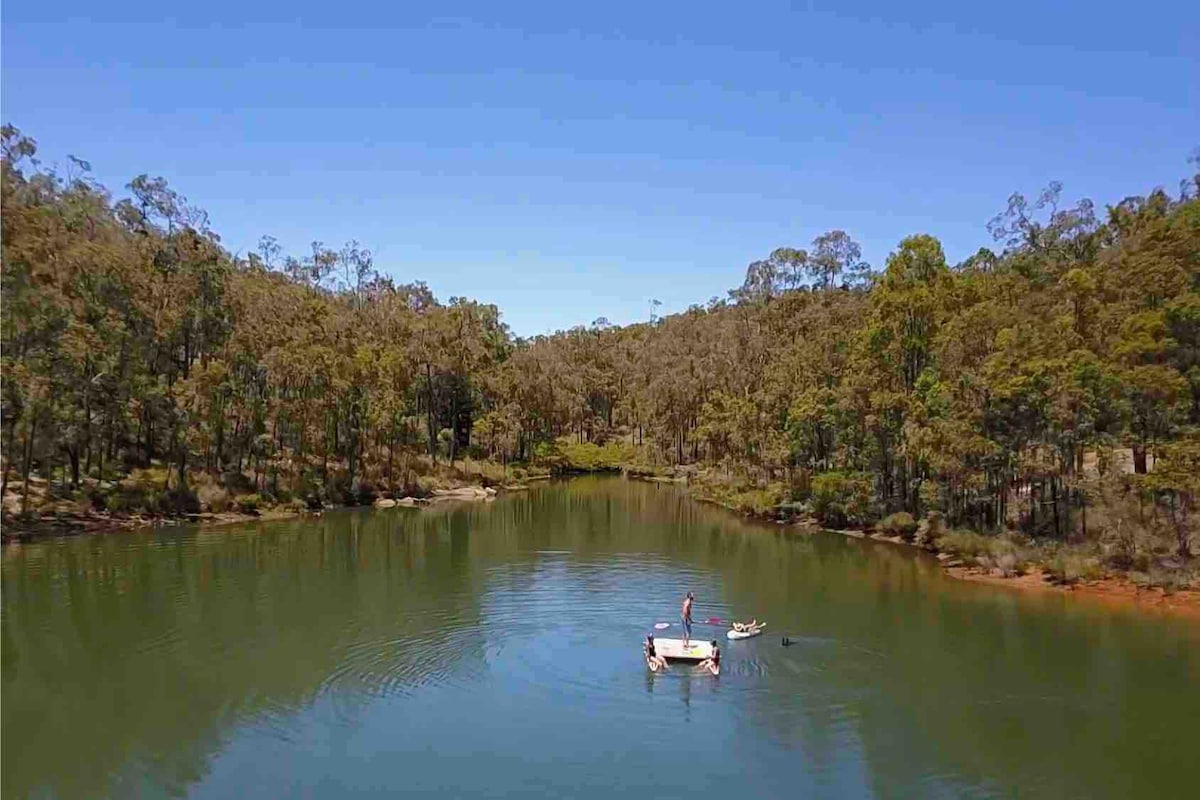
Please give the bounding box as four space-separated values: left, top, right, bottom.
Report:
681 592 694 645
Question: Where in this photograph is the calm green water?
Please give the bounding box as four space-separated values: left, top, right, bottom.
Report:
3 477 1198 799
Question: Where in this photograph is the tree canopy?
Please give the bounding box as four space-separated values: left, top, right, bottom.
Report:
3 124 1198 551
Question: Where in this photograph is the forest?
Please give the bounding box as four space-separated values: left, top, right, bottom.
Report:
3 124 1198 583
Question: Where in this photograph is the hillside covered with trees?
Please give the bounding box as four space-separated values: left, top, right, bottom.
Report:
3 124 1198 584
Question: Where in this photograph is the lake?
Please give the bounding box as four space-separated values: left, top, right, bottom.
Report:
3 477 1198 798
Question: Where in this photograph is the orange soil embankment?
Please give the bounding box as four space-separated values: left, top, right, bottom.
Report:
946 565 1200 619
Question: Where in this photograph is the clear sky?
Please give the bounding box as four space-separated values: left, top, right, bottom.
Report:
4 1 1198 336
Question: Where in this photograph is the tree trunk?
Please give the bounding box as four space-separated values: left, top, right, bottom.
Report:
21 415 37 515
177 433 188 492
449 395 459 465
1176 498 1191 558
1132 443 1148 475
68 446 80 488
1051 478 1061 538
98 415 108 489
425 363 437 462
387 431 395 493
1 412 17 499
83 373 93 479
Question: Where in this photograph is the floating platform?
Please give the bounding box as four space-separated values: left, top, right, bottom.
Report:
652 638 715 662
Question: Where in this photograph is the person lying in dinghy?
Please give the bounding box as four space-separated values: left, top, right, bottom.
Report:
731 620 765 633
698 642 721 676
645 636 669 672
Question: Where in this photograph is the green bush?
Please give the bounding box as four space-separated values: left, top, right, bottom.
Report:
777 500 811 518
1045 552 1103 585
351 480 377 505
127 467 170 491
878 511 918 540
809 471 874 527
1147 565 1194 593
730 485 788 516
995 551 1020 577
938 529 993 559
915 511 947 548
321 474 353 506
107 485 160 515
406 474 438 497
162 488 200 515
88 488 108 511
235 493 262 514
105 489 140 514
546 440 634 473
220 471 255 494
937 529 1032 575
453 458 508 486
198 484 231 513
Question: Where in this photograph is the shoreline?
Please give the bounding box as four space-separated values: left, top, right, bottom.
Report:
0 484 521 543
1 505 335 542
7 474 1198 620
944 564 1200 619
809 521 1200 620
663 478 1200 620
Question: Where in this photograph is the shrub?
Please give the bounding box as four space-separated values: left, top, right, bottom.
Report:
219 470 255 494
288 497 309 513
455 457 508 486
107 484 170 515
544 440 634 473
88 488 108 511
127 466 170 491
938 529 993 559
321 474 353 506
1045 552 1103 585
162 488 200 515
1147 565 1194 593
437 428 454 459
915 511 947 549
405 474 438 498
937 529 1031 575
809 472 874 527
878 511 918 540
105 488 141 514
996 551 1019 577
730 486 787 516
350 480 377 505
777 500 811 518
235 493 262 514
198 484 231 513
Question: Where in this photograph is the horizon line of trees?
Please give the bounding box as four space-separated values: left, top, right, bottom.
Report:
3 124 1198 549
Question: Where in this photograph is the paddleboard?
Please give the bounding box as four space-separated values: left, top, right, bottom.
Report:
727 628 763 640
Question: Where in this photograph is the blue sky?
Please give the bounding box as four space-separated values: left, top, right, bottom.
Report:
4 2 1198 336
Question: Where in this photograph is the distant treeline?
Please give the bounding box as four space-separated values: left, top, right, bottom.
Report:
2 125 1198 549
